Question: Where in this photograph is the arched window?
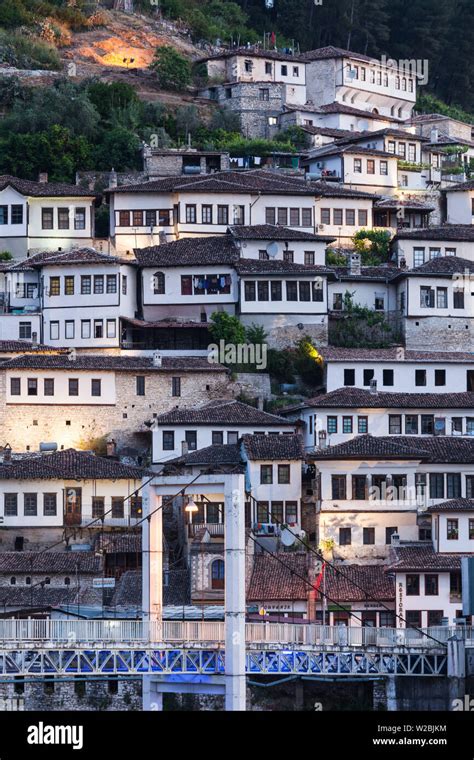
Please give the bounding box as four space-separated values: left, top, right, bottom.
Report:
211 559 225 590
153 271 165 295
372 107 379 115
64 577 71 586
10 577 16 586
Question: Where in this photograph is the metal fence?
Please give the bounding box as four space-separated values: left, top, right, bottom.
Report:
0 619 469 649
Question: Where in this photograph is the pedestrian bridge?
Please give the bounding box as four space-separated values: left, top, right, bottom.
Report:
0 620 463 678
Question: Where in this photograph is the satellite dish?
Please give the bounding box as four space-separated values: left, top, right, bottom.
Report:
266 241 279 258
280 528 297 547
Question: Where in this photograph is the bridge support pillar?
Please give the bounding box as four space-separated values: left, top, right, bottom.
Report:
142 485 163 624
385 676 398 711
448 636 466 708
224 474 246 712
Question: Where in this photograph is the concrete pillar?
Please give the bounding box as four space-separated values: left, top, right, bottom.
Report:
224 474 246 711
142 483 163 626
142 483 163 713
142 678 163 712
447 636 466 707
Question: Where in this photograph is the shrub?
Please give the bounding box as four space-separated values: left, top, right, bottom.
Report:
0 0 32 28
266 349 295 384
209 312 246 345
0 30 61 70
245 324 267 345
149 46 191 92
352 228 392 265
326 249 347 266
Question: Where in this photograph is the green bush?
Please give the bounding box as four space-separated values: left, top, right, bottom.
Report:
266 349 295 384
0 30 61 70
0 0 32 28
245 324 267 345
326 249 347 267
209 312 246 345
150 46 191 92
352 229 392 265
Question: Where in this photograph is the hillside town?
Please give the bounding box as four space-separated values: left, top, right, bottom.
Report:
1 8 474 715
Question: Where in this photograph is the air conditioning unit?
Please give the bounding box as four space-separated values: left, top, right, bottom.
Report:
318 224 325 231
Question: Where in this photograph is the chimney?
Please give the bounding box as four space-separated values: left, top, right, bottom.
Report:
370 378 378 395
348 252 361 276
3 444 12 463
318 430 327 449
106 439 117 457
38 172 48 184
391 532 401 547
67 348 77 362
257 396 264 411
430 127 439 144
152 351 162 367
31 332 38 346
109 168 118 189
181 441 188 455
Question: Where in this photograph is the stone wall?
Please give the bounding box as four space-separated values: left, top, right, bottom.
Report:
404 316 474 352
0 678 142 711
234 372 272 401
203 82 283 139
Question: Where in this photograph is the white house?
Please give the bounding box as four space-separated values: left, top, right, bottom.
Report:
388 544 468 628
281 387 474 450
0 175 96 259
393 256 474 351
5 248 137 349
0 448 147 534
311 434 474 560
235 256 332 347
279 103 401 134
303 46 417 122
320 347 474 394
106 169 377 251
151 399 295 463
392 226 474 268
161 432 305 533
303 144 398 193
312 127 443 191
445 181 474 225
312 436 427 559
429 499 474 554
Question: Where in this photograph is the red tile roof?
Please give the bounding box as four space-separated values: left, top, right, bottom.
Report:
323 564 395 602
247 553 309 601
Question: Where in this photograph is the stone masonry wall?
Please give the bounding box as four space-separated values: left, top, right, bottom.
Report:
404 316 474 352
208 82 283 139
0 369 236 457
0 678 142 711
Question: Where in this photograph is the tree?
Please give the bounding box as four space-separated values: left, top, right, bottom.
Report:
209 312 246 345
0 125 92 182
150 46 191 91
92 127 141 172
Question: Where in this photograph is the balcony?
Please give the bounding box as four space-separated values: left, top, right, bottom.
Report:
188 522 224 538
